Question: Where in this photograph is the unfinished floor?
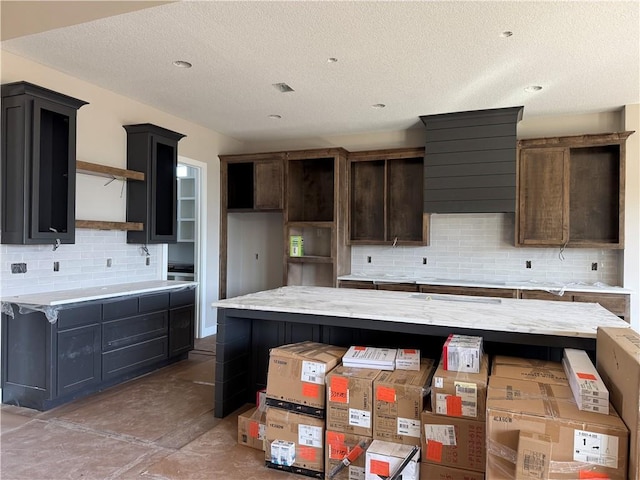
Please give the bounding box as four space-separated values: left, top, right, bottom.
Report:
0 336 298 480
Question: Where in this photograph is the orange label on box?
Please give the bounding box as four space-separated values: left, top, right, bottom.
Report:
403 349 417 354
299 445 317 461
326 431 345 445
330 376 349 403
355 346 366 351
426 440 443 462
370 459 390 477
579 472 609 479
446 395 463 417
302 382 320 398
249 421 259 438
577 372 598 381
376 386 396 402
329 442 348 459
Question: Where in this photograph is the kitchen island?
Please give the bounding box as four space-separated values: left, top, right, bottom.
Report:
213 285 630 417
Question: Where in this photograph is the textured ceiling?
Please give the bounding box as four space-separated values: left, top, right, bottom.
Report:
2 1 639 142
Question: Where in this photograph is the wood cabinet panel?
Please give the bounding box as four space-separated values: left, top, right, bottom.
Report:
520 290 572 302
376 282 419 292
419 284 518 298
572 293 629 321
387 157 424 242
338 280 377 289
255 160 283 210
350 160 384 241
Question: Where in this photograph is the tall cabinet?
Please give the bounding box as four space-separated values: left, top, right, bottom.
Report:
1 81 87 245
284 149 350 287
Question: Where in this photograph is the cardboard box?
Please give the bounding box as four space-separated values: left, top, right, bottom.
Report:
265 407 325 477
420 464 485 480
491 355 569 386
563 348 609 414
487 376 629 479
325 430 371 480
597 327 640 480
431 354 488 420
443 334 483 373
373 358 436 445
343 346 396 370
266 341 347 417
421 410 485 472
238 406 266 450
396 348 421 371
290 235 303 257
326 365 381 436
365 439 420 480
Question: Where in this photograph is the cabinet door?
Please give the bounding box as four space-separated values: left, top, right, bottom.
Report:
149 135 178 242
387 157 425 243
169 305 195 357
350 160 385 242
518 148 568 246
57 324 101 396
255 160 283 210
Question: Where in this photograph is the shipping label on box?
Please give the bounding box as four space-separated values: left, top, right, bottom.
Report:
597 326 640 480
515 431 551 480
491 355 569 386
431 354 488 421
365 439 420 480
325 431 371 480
486 376 629 480
265 407 325 476
237 406 266 451
443 334 483 373
327 366 380 436
396 349 421 371
373 359 436 446
421 410 485 473
266 341 347 417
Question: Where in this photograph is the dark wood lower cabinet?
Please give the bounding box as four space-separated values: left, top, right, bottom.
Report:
1 287 196 411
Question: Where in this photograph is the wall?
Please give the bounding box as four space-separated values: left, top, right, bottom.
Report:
624 104 640 331
0 50 243 332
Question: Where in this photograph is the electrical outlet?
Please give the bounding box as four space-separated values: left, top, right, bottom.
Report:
591 262 598 271
526 260 532 269
146 257 151 266
53 261 59 272
422 257 427 265
11 263 27 274
367 256 372 264
106 258 112 268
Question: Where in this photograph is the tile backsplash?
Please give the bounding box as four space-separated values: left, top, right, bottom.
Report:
351 213 622 286
0 229 162 298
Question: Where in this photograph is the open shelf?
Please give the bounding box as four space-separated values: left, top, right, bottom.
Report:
76 160 144 181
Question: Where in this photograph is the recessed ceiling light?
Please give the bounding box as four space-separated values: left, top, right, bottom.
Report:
327 57 338 63
268 114 282 119
372 104 386 109
172 60 192 68
524 85 543 92
500 31 513 38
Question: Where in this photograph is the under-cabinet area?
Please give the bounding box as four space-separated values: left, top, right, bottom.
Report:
1 284 196 411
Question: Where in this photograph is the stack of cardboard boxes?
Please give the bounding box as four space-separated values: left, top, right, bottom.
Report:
423 335 488 480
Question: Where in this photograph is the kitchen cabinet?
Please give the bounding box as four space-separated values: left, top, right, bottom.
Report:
349 148 429 245
338 280 418 292
520 290 630 323
124 123 186 244
221 154 284 211
1 287 195 411
517 131 633 248
284 149 350 288
1 81 87 245
419 284 518 299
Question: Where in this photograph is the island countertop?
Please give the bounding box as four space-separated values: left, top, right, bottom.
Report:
213 285 629 339
1 280 197 307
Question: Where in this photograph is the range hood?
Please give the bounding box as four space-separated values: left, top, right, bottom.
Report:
420 106 524 214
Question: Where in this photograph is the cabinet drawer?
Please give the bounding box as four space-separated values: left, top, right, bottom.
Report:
102 336 168 380
520 290 572 301
338 280 376 290
572 293 629 318
139 293 169 314
375 282 418 292
102 297 138 321
57 303 101 330
170 288 195 308
420 285 518 298
102 311 168 351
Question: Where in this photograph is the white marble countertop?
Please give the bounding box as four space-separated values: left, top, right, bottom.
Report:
1 280 197 307
214 286 630 339
337 274 631 295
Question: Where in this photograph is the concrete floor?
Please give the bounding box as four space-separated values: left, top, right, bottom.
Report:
0 336 299 480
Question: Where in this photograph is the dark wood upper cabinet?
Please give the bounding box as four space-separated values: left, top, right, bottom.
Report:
223 156 284 211
1 81 87 245
517 132 632 248
349 148 429 245
124 124 185 244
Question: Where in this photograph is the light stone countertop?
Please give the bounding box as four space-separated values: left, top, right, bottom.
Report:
1 280 197 307
337 274 632 295
214 286 630 339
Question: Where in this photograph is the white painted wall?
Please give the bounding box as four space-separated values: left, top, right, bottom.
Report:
0 50 243 333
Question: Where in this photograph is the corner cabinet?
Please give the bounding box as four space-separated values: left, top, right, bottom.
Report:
124 124 186 244
284 149 351 287
1 81 88 245
517 132 633 248
349 148 429 245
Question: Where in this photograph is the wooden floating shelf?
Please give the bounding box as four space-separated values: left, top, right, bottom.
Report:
76 160 145 181
76 220 144 231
